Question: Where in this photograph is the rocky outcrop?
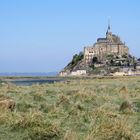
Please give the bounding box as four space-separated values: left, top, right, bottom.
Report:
59 52 137 76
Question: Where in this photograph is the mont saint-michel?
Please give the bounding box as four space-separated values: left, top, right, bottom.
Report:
84 24 129 64
59 25 140 76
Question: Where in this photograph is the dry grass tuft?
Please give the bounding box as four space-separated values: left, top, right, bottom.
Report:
119 100 133 113
63 130 78 140
85 116 137 140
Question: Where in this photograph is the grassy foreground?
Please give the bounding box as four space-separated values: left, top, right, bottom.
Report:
0 77 140 140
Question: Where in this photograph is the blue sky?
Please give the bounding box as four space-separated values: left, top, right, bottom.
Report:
0 0 140 72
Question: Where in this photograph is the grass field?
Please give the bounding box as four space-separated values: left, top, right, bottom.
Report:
0 76 140 140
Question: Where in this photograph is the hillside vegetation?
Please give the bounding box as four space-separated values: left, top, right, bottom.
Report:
65 52 84 71
61 53 138 75
0 77 140 139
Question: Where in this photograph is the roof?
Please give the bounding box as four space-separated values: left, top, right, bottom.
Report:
97 38 107 42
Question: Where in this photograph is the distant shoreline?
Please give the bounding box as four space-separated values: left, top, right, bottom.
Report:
1 75 140 81
0 76 62 82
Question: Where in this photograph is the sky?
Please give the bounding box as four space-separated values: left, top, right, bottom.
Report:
0 0 140 72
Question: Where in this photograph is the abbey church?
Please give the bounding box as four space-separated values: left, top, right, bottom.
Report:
84 24 129 64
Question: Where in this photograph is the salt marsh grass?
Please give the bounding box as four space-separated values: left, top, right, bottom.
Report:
0 76 140 139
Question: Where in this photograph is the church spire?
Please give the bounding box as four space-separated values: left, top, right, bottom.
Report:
106 19 111 35
108 19 111 31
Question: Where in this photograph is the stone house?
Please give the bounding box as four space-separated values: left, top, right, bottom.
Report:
70 70 87 76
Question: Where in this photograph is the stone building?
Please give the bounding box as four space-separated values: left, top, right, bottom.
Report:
70 70 87 76
84 24 129 64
